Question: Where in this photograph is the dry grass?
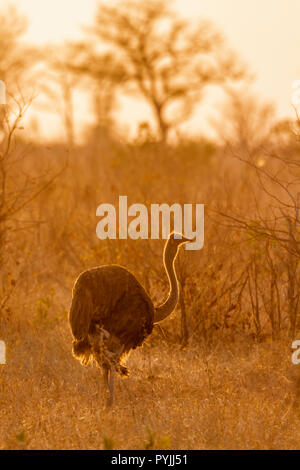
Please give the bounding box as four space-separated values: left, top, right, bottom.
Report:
1 315 299 450
1 1 300 450
0 125 300 450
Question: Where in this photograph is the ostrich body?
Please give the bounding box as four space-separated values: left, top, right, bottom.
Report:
69 232 192 405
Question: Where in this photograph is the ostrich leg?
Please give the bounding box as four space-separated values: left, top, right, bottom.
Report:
103 366 109 388
107 367 115 407
102 365 113 407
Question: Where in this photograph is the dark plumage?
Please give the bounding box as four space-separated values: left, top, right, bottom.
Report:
70 265 154 360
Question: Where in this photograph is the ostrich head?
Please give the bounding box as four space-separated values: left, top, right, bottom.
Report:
164 231 194 261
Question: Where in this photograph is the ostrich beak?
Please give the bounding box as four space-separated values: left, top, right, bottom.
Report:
181 235 196 244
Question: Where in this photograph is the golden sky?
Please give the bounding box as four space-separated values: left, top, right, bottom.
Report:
1 0 300 141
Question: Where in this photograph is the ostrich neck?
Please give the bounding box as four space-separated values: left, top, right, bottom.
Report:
154 251 179 323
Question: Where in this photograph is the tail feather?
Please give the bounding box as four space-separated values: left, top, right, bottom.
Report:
72 339 92 366
69 283 94 365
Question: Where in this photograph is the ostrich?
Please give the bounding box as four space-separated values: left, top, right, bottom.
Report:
69 232 193 406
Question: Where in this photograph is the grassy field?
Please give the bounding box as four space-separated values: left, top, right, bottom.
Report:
1 115 300 451
1 0 300 452
1 316 299 450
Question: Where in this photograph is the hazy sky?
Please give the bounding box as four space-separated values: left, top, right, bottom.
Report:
2 0 300 141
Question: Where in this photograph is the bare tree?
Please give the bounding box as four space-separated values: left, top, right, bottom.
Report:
0 97 67 317
38 44 83 148
0 6 27 85
0 5 38 107
79 0 246 142
213 94 300 338
212 88 275 156
63 42 126 140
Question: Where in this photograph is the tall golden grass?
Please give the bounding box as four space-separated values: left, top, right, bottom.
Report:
0 123 300 449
